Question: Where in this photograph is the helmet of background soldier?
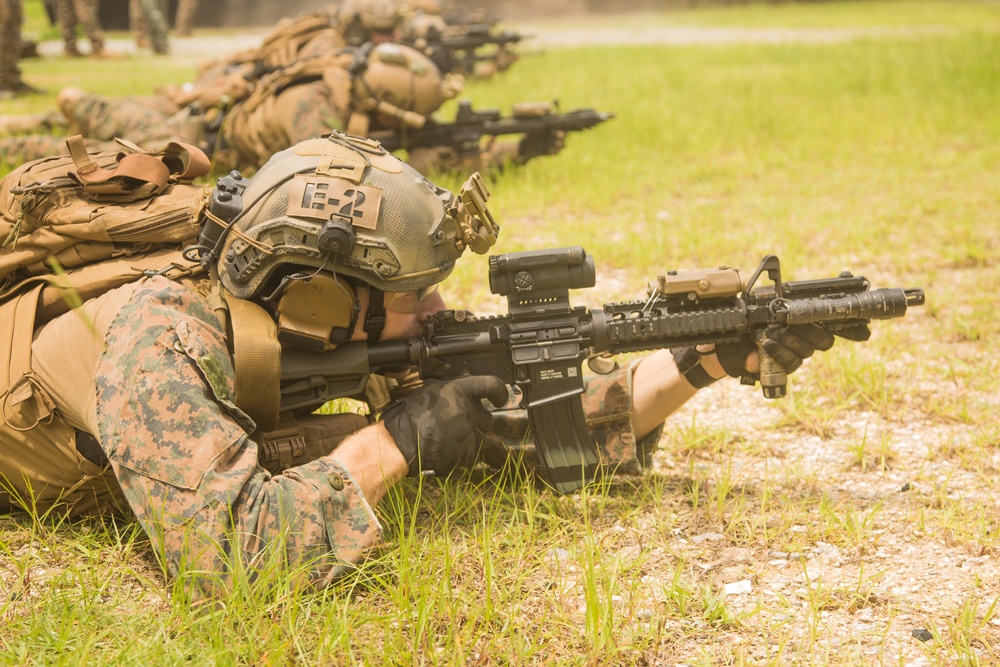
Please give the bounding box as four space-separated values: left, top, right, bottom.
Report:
339 0 401 44
218 132 497 302
404 0 444 15
349 42 454 122
401 12 448 45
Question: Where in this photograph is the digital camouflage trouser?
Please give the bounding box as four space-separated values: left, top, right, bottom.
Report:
59 0 104 55
129 0 169 54
174 0 199 36
0 0 24 89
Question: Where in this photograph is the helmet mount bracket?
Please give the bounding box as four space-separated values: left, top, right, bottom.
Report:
318 216 358 259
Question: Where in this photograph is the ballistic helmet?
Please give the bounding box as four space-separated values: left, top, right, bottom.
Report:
405 0 444 15
350 42 452 122
402 13 448 45
218 132 499 300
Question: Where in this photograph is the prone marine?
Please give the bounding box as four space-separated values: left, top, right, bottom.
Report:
0 41 563 176
0 132 879 597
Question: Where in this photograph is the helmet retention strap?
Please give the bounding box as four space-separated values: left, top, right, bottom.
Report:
365 287 386 342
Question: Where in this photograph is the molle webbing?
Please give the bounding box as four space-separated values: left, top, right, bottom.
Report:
223 53 353 166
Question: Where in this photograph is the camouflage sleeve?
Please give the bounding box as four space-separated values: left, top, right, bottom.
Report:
94 277 380 598
487 360 663 477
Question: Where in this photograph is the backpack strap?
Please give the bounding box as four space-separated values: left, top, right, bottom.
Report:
0 286 57 431
63 136 212 201
66 135 170 202
159 141 211 181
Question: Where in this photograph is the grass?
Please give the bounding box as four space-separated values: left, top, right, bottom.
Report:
3 0 1000 664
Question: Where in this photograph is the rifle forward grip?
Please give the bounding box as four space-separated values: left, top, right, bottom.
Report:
755 329 787 399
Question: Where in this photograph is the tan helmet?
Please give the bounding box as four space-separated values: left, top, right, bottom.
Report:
338 0 400 40
401 12 448 44
217 132 499 300
350 42 447 123
405 0 444 15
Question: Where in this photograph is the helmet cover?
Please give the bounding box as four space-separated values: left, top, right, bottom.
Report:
219 132 478 297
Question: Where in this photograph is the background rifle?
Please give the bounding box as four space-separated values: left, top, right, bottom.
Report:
438 25 527 53
280 248 925 494
370 100 615 155
406 24 528 76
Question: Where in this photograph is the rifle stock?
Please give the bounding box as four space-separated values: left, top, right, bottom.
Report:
280 247 925 493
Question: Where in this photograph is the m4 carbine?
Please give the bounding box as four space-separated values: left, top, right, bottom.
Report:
368 100 614 156
432 26 528 75
280 248 925 494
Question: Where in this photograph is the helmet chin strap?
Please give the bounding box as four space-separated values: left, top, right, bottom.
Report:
364 287 386 342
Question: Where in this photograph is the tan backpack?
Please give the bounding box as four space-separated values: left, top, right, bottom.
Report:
0 137 285 461
0 135 211 297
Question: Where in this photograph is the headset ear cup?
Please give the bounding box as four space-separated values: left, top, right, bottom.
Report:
318 218 357 258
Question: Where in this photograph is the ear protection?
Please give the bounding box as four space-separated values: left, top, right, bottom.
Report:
275 273 359 352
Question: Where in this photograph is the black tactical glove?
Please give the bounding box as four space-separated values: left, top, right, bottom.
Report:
518 130 566 160
714 336 757 379
715 323 870 377
757 323 835 373
676 322 873 388
380 376 509 477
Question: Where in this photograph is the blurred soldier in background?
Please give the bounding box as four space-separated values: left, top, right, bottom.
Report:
155 0 402 114
59 0 105 57
0 43 560 175
130 0 170 54
0 0 42 98
400 0 523 79
339 0 402 45
174 0 200 37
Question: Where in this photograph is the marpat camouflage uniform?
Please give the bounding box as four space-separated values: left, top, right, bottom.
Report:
0 73 351 169
59 0 105 57
4 258 661 595
17 276 381 596
0 91 190 163
129 0 169 54
174 0 199 36
0 0 26 92
0 134 84 166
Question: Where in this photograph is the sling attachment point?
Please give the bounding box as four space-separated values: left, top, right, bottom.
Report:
1 373 57 432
